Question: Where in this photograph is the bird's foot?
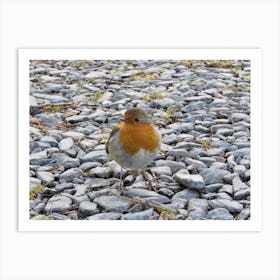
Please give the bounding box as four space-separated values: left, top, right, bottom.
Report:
119 180 127 194
142 170 159 192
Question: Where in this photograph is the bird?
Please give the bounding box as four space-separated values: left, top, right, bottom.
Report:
106 107 161 192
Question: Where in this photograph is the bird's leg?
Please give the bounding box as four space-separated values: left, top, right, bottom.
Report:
119 167 126 193
142 169 158 192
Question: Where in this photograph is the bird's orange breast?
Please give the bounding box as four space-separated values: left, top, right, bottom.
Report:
118 122 160 155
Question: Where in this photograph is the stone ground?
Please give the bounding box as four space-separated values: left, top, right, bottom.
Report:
29 59 251 220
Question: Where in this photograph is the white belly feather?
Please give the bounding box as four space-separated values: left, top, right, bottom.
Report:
108 128 160 170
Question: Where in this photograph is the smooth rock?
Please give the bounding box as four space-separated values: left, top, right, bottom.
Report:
80 150 108 163
79 201 99 216
200 168 230 185
59 157 80 169
233 165 247 177
218 184 233 195
39 136 58 147
188 198 208 212
121 208 154 220
80 162 102 171
173 172 205 190
205 183 223 193
232 176 248 192
155 160 186 173
159 188 174 197
30 177 42 190
36 171 54 183
66 115 88 124
89 166 112 178
80 139 98 151
87 213 121 220
94 195 132 213
32 93 68 103
230 113 250 123
55 183 74 192
150 166 172 176
85 178 116 188
126 188 170 204
167 123 193 133
209 199 243 214
185 158 206 171
233 188 250 200
58 137 74 151
206 208 233 220
236 208 250 220
60 168 82 182
86 71 107 79
172 189 200 200
48 213 71 220
45 195 72 212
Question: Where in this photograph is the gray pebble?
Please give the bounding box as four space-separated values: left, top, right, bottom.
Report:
216 192 232 200
79 201 99 216
80 150 108 163
45 195 72 213
80 139 98 151
187 209 207 220
172 189 199 200
39 136 58 147
60 168 82 182
66 115 88 124
85 178 116 189
155 160 186 173
173 172 205 190
171 198 188 209
55 183 74 192
59 157 80 169
210 162 228 169
167 123 193 133
121 208 154 220
87 212 121 220
30 177 42 190
205 183 223 193
233 188 250 200
94 195 132 213
150 166 172 176
233 165 247 177
80 162 102 171
236 208 250 220
185 158 206 171
200 168 230 185
230 113 250 123
209 199 243 214
89 166 112 178
199 157 216 165
126 188 170 203
58 137 74 151
206 208 233 220
36 171 54 184
48 213 71 220
188 198 208 212
159 188 174 197
62 131 85 141
163 134 177 144
218 184 233 195
232 175 248 192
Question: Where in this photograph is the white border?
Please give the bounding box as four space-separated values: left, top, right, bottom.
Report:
19 49 262 232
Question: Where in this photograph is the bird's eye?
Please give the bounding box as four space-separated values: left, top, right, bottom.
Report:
135 117 140 122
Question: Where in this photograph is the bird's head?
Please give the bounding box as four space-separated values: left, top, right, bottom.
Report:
121 108 152 126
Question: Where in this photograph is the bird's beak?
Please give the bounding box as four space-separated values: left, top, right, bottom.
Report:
121 118 127 123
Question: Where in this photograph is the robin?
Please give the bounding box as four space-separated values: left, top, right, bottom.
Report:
106 107 161 192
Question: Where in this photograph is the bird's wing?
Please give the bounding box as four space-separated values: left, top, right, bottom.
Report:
106 126 120 154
